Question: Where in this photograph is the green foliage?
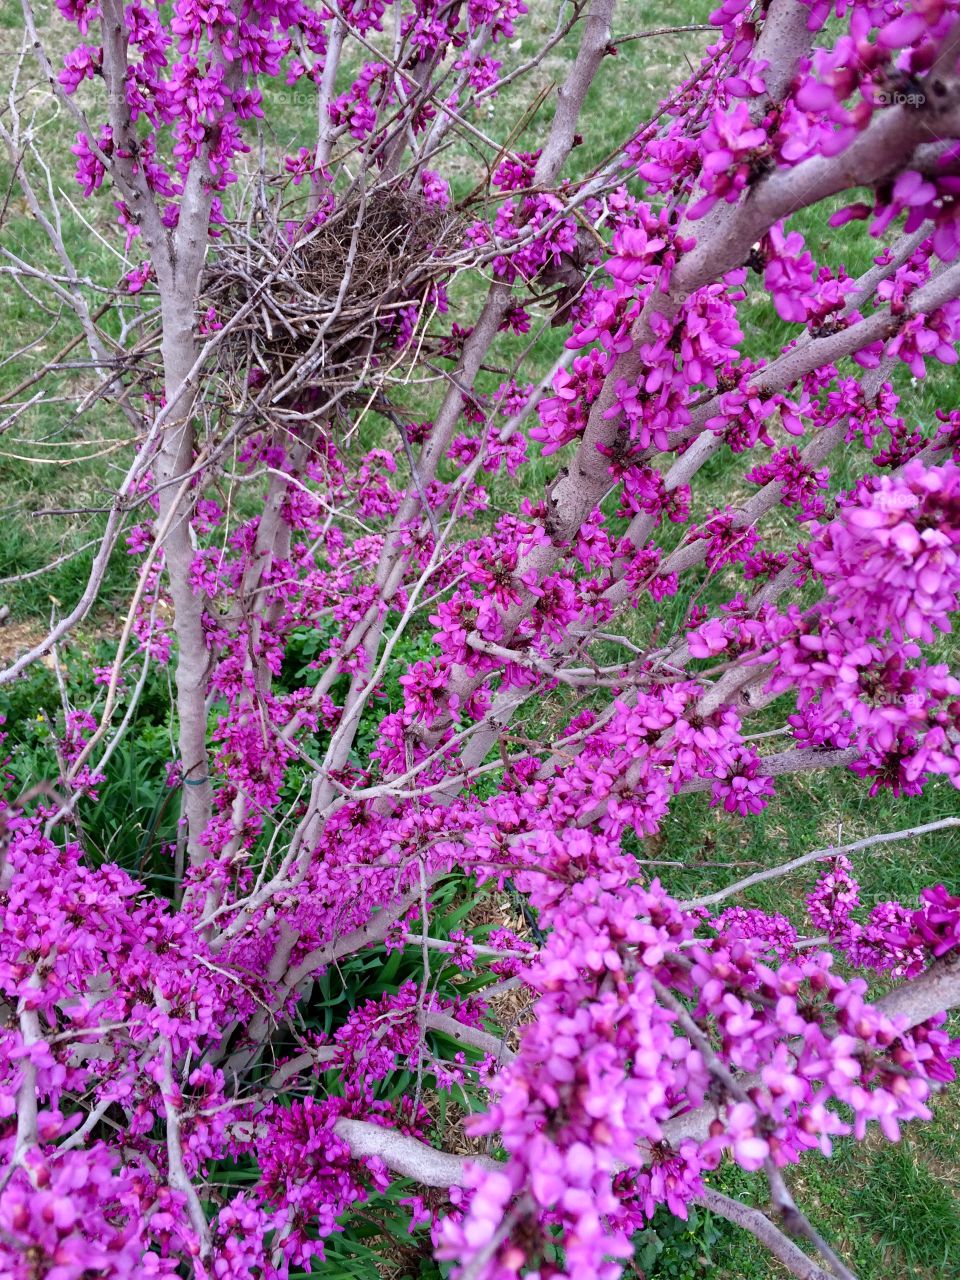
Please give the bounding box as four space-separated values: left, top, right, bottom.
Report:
301 1190 445 1280
634 1205 724 1278
0 641 179 878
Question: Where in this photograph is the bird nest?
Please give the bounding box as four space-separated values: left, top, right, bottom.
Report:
201 188 458 425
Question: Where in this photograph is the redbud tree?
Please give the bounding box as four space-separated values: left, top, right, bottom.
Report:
2 0 960 1276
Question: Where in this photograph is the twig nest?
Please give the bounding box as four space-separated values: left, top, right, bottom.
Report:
201 186 458 421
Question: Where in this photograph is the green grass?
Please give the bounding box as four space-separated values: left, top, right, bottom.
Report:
691 1095 960 1280
0 12 136 624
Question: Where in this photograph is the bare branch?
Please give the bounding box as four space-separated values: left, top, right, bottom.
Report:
695 1187 835 1280
684 817 960 911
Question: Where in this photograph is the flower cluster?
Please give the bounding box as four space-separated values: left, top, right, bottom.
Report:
437 874 959 1279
